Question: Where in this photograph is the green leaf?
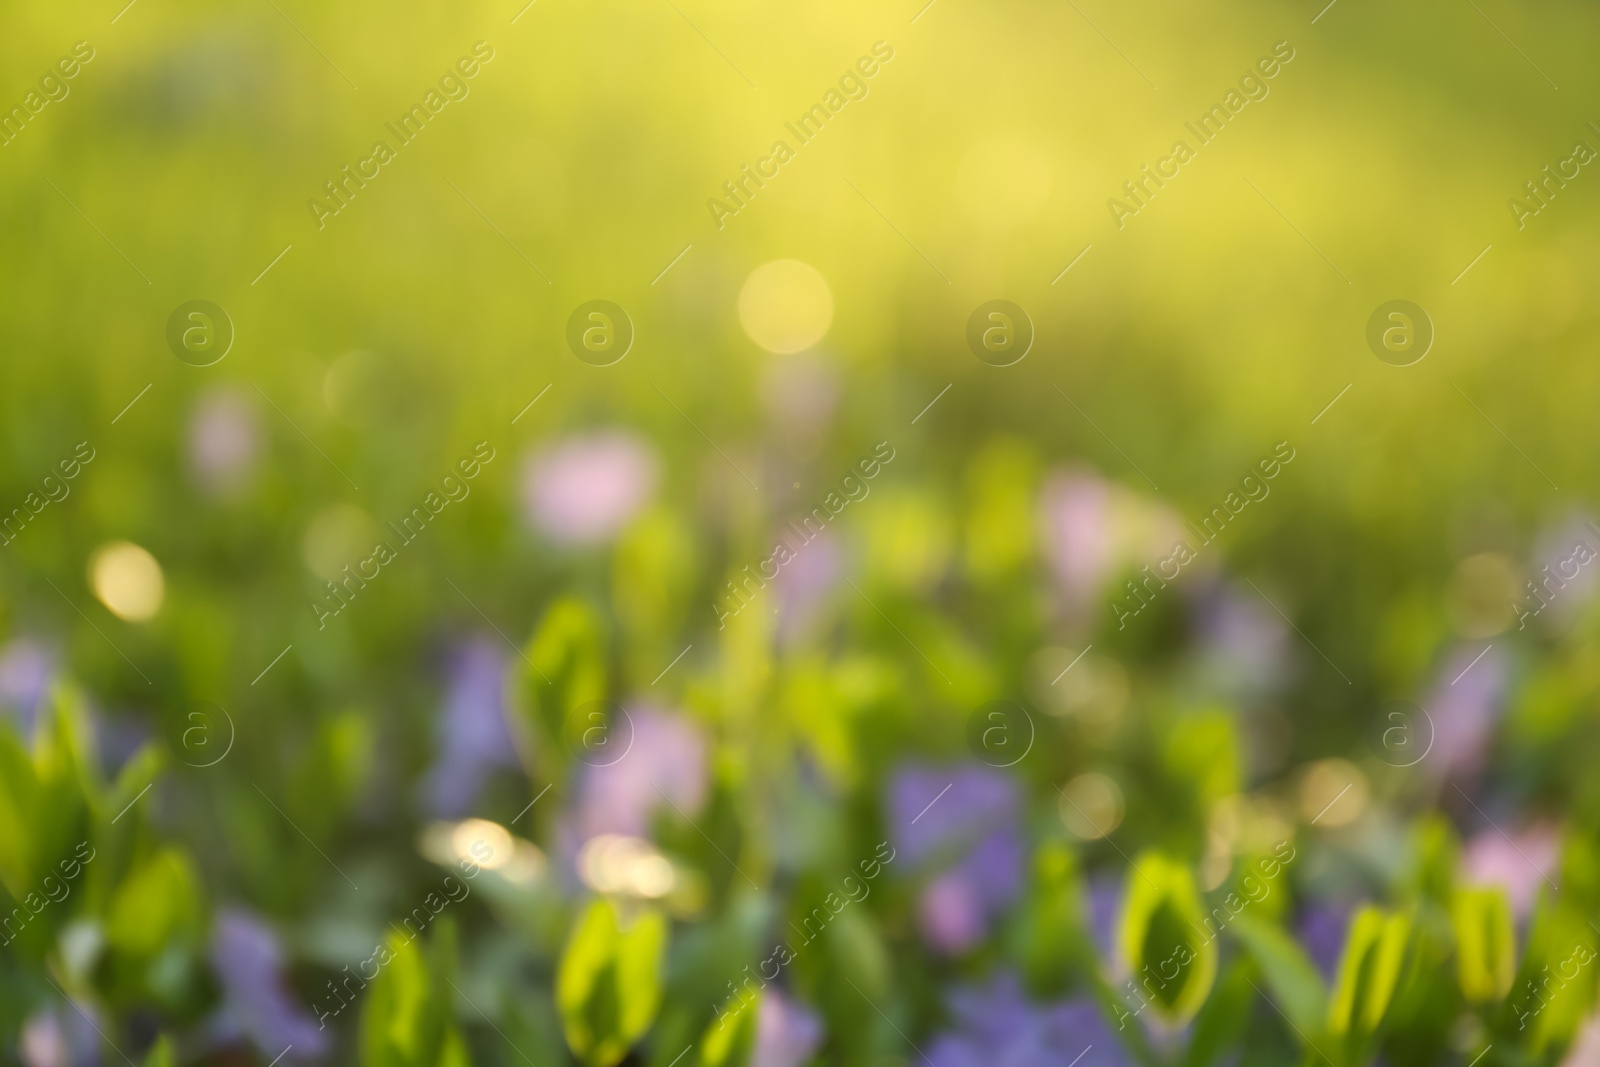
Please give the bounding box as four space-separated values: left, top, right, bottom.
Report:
1013 842 1087 997
556 898 668 1067
1162 714 1240 809
141 1035 175 1067
360 929 473 1067
699 985 760 1067
106 848 204 958
1185 959 1257 1067
1118 852 1217 1024
613 506 699 654
0 722 40 899
1452 887 1515 1003
515 598 608 786
1327 906 1410 1038
1229 912 1327 1040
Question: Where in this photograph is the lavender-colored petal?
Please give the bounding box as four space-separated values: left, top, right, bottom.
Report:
211 908 328 1059
0 639 54 736
425 638 519 818
570 707 708 841
1296 901 1352 981
919 870 987 956
1192 580 1290 694
1426 643 1506 778
932 971 1131 1067
1087 872 1122 966
775 528 841 642
887 763 1018 870
753 988 824 1067
959 825 1025 913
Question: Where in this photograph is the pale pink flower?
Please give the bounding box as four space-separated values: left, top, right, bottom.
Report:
775 528 841 641
1462 820 1561 918
1427 643 1507 778
189 387 260 495
753 989 824 1067
1040 472 1115 607
521 432 657 545
570 707 707 841
920 869 987 955
1039 469 1187 614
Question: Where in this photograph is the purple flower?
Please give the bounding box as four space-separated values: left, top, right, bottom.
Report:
1527 515 1600 631
521 432 657 545
889 764 1023 955
0 639 54 736
889 764 1018 869
569 707 707 842
928 971 1132 1067
424 638 520 818
753 988 824 1067
920 870 986 955
1426 643 1506 778
188 387 260 496
775 529 841 642
1087 873 1122 964
1192 580 1290 695
210 908 327 1059
1296 901 1352 980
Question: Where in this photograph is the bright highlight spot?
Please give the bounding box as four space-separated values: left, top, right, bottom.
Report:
738 259 834 354
451 817 514 870
88 541 164 621
1299 758 1368 828
1058 772 1124 840
577 833 676 898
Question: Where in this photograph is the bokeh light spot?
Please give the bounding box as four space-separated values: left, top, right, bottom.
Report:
738 259 833 354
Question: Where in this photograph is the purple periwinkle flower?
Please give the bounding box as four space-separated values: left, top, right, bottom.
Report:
1296 900 1352 980
569 707 708 841
0 639 54 736
210 908 327 1059
1426 643 1506 779
889 764 1023 954
927 971 1132 1067
425 638 520 818
753 988 824 1067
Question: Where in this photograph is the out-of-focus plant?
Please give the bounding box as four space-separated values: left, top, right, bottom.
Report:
556 897 668 1067
358 923 471 1067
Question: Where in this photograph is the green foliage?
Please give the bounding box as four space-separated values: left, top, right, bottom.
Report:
556 897 669 1067
1229 912 1327 1042
1327 907 1411 1064
0 687 95 905
359 925 472 1067
1118 852 1216 1025
141 1035 175 1067
1012 842 1088 997
1452 887 1516 1004
699 987 759 1067
515 597 609 787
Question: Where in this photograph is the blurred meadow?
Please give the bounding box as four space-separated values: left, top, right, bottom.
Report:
3 0 1600 1064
